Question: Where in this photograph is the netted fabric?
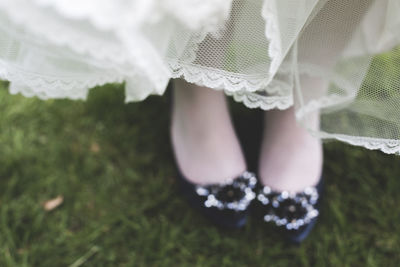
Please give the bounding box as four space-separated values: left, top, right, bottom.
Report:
0 0 400 154
0 0 232 101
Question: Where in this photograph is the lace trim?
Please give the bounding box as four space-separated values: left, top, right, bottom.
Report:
168 59 294 110
168 60 273 92
296 96 400 155
0 59 166 103
0 60 123 100
318 132 400 155
226 90 292 110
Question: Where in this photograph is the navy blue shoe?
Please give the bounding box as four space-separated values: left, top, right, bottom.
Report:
177 170 257 229
255 176 324 244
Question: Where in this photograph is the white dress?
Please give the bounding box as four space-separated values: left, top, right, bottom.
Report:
1 0 400 154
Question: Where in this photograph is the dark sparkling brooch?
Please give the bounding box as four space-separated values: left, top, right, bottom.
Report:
257 186 319 230
195 171 257 211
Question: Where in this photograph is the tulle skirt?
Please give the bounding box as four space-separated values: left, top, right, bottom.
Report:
1 0 400 154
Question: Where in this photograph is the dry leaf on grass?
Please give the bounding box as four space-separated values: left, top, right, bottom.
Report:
43 195 64 211
90 142 100 153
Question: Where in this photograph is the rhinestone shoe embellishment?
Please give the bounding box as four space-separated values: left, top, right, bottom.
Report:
257 186 319 230
194 171 257 211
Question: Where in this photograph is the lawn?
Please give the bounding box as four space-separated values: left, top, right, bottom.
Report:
0 81 400 266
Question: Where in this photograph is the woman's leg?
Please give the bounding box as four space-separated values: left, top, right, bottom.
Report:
171 79 247 185
258 107 323 192
257 0 374 192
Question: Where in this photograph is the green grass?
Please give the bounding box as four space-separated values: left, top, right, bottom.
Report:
1 82 400 267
